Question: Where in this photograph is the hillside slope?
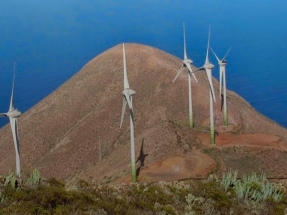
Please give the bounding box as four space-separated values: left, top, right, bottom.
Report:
0 43 286 183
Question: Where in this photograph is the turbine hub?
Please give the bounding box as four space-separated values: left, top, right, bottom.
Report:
219 60 227 66
204 63 214 69
7 109 21 118
183 59 193 64
122 88 136 96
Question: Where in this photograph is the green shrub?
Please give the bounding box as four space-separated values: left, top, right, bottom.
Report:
221 170 284 203
25 169 40 188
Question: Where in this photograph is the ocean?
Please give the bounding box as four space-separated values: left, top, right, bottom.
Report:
0 0 287 128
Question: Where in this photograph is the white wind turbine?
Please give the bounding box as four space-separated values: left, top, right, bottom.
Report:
0 63 22 177
210 47 231 126
173 23 198 128
120 43 137 183
195 26 216 145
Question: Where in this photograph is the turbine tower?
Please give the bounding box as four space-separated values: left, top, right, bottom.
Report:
210 47 231 126
120 43 137 183
0 63 21 177
173 23 198 128
195 26 216 145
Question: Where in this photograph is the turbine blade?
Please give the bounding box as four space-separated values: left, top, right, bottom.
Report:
9 63 16 112
186 63 198 82
123 43 130 89
223 46 232 60
219 67 223 97
173 65 184 82
130 96 134 122
209 84 216 102
191 67 205 74
206 69 216 102
0 113 7 117
210 46 220 62
120 97 127 128
125 94 133 110
14 118 21 177
9 117 21 175
207 25 211 49
14 118 20 151
9 117 17 142
130 95 133 110
183 23 187 60
205 25 211 64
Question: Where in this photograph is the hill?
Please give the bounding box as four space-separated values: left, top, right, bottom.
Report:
0 43 286 184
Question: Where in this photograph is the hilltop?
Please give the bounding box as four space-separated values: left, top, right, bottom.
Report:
0 43 286 185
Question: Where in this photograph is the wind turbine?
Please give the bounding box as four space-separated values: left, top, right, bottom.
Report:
195 26 216 145
173 23 198 128
210 47 231 126
0 63 21 177
120 43 137 183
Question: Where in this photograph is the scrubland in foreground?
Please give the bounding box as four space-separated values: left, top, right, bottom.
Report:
0 170 287 215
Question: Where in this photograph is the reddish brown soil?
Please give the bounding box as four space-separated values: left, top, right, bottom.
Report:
112 151 216 185
199 132 285 148
108 132 287 185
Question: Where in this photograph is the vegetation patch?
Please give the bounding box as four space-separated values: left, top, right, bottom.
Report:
0 170 287 214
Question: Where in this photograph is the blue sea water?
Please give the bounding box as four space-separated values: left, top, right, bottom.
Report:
0 0 287 128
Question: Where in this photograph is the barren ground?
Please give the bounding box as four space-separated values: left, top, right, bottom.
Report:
109 131 287 185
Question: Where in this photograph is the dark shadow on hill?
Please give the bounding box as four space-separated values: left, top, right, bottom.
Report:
136 138 149 177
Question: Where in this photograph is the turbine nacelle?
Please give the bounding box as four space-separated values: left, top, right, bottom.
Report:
183 59 193 65
7 109 21 118
122 88 136 97
204 63 214 70
219 60 227 66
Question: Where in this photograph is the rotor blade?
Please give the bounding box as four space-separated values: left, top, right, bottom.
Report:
219 66 223 98
186 63 198 82
14 118 20 152
130 96 134 122
210 46 220 62
9 63 16 112
9 117 20 158
130 94 133 110
120 97 127 128
0 113 7 117
190 67 205 74
13 117 21 177
183 23 187 60
205 25 211 64
172 65 184 82
207 25 211 50
124 94 133 110
206 69 216 102
222 46 232 60
123 43 130 89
